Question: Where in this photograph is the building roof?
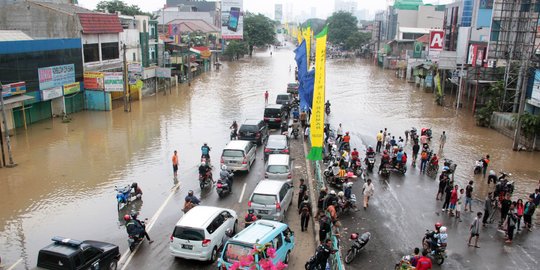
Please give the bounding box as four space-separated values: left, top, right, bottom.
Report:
0 30 33 41
168 19 219 33
399 27 431 34
416 34 429 44
78 13 123 34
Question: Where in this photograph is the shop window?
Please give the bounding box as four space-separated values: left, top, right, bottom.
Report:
101 42 119 60
83 43 99 62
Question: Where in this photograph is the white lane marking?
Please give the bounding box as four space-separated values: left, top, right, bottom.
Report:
6 258 23 270
238 183 247 203
119 182 182 270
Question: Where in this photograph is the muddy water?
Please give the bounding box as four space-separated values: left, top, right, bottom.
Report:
0 47 539 268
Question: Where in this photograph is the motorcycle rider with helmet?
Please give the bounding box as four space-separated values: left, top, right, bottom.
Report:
124 214 152 243
220 165 234 190
129 211 152 243
244 209 258 228
198 162 211 181
201 143 211 160
425 222 445 253
185 190 201 205
378 150 390 174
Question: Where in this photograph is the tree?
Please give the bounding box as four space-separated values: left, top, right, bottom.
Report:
243 13 276 56
223 40 248 61
96 0 150 17
327 11 359 46
301 18 326 35
344 31 371 50
475 81 505 127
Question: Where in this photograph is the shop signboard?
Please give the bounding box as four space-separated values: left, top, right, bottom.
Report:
104 72 124 92
84 72 104 90
156 68 172 78
38 64 75 90
63 82 81 95
2 81 26 98
221 0 244 40
41 86 63 101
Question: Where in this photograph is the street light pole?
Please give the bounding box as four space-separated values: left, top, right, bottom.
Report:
0 83 16 167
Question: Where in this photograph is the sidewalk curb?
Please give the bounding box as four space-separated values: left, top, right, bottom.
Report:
302 138 320 245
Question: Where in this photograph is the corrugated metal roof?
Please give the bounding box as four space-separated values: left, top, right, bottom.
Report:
168 19 219 33
78 13 123 34
0 30 33 41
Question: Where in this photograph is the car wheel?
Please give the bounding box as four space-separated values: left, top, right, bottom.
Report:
284 251 291 264
109 259 118 270
209 247 218 262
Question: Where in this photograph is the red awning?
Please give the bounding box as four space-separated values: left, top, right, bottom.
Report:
77 13 123 34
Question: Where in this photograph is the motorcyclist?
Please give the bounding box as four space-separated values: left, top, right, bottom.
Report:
488 170 497 184
343 182 353 200
351 148 360 168
395 148 404 168
337 191 347 209
292 107 300 120
198 162 211 181
340 132 351 151
430 226 448 254
201 143 211 160
378 150 390 174
290 119 300 137
426 222 443 252
244 209 258 228
230 121 238 139
124 215 152 243
129 211 152 242
185 190 201 205
324 190 339 209
280 121 288 135
366 146 375 157
220 165 233 189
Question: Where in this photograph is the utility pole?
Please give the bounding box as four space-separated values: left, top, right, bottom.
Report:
188 33 192 86
512 69 530 150
0 82 16 167
122 43 129 112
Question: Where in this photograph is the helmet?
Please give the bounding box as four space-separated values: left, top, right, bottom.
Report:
329 190 336 195
435 222 442 230
225 228 233 237
368 145 372 149
338 191 344 197
188 190 194 196
350 233 358 240
221 165 227 170
248 209 254 214
123 214 131 221
440 226 447 233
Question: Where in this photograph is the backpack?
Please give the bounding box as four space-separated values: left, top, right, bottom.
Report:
421 151 428 160
301 202 310 215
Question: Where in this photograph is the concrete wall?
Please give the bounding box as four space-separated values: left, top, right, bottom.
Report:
397 9 417 28
0 2 80 38
120 29 140 62
417 6 444 29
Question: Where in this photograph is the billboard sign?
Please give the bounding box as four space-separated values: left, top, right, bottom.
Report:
84 72 104 90
467 44 478 65
2 81 26 98
429 30 444 51
63 82 81 95
104 72 124 92
221 0 243 40
38 64 75 90
41 86 63 101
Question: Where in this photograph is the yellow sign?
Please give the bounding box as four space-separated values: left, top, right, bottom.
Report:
63 82 80 95
307 26 328 160
303 26 311 69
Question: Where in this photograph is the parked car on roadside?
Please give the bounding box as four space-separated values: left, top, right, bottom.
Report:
37 236 120 270
237 119 268 145
264 104 287 128
170 206 238 262
287 82 299 94
276 93 293 111
263 134 290 161
248 180 294 222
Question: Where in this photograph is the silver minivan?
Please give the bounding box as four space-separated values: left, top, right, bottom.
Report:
265 154 292 180
220 140 257 172
248 180 294 222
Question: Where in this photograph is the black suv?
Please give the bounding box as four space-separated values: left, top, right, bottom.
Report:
238 119 269 145
264 104 287 128
276 93 293 111
37 237 120 270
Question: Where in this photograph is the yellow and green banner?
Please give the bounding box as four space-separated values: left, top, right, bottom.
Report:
297 28 303 44
307 26 328 161
303 24 311 69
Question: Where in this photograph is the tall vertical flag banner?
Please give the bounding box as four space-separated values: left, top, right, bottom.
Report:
307 26 328 160
297 28 303 44
303 25 311 69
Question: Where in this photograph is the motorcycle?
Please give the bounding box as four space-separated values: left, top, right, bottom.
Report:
380 163 391 177
338 194 357 215
473 159 483 174
364 154 376 172
426 162 439 177
115 184 134 210
323 163 347 188
422 230 446 265
344 232 371 264
216 179 231 198
127 219 147 252
199 171 213 190
292 127 299 139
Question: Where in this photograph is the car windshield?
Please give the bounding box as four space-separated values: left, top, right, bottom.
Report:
277 95 289 101
223 243 252 263
267 165 288 174
239 125 258 133
251 194 276 205
223 150 244 157
267 137 286 149
264 108 281 117
173 226 205 241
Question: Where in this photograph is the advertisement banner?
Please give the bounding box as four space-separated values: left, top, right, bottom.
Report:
104 72 124 92
156 68 172 78
221 0 243 40
63 82 81 95
307 26 328 161
429 30 444 51
41 86 63 101
413 42 423 58
84 72 104 90
2 81 26 98
38 64 75 90
468 44 478 66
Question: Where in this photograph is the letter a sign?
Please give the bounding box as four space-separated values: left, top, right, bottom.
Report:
429 30 444 50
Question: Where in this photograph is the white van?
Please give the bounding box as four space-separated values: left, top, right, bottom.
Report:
265 154 292 180
170 206 237 262
221 140 257 172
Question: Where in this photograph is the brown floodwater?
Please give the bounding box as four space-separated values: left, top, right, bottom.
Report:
0 48 539 269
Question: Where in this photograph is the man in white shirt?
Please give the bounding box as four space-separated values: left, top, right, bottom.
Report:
362 179 375 210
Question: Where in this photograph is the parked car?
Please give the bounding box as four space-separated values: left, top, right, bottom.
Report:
263 135 290 161
276 93 293 110
248 180 294 222
37 236 120 270
218 220 295 269
170 206 238 262
265 154 292 180
220 140 257 172
264 104 287 128
237 119 269 145
287 82 299 94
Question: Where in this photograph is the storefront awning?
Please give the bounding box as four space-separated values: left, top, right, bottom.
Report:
1 94 34 106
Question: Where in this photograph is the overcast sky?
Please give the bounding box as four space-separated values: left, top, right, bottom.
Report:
79 0 452 19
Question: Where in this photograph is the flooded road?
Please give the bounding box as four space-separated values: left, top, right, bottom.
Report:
1 42 539 270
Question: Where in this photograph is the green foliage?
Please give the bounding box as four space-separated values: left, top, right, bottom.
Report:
514 113 540 138
96 0 150 16
327 11 359 45
243 13 276 55
300 18 326 34
223 40 248 60
475 81 505 127
344 32 371 50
